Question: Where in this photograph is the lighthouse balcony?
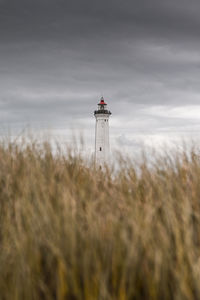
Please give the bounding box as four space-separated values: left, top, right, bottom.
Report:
94 110 112 115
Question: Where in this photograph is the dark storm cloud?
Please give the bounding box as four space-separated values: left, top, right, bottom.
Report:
1 0 200 41
0 0 200 147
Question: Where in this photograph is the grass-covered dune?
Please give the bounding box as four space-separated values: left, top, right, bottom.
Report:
0 140 200 299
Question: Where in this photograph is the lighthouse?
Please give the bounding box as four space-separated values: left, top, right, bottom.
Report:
94 97 112 166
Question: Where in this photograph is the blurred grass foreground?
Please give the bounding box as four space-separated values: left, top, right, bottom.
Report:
1 139 200 300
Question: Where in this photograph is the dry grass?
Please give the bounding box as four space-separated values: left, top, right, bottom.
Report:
0 139 200 299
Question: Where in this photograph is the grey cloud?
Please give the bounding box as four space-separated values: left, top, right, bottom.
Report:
0 0 200 149
1 0 200 43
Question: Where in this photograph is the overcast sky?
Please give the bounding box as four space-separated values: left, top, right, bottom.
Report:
1 0 200 154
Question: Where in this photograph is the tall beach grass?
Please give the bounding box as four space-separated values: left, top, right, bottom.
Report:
0 139 200 299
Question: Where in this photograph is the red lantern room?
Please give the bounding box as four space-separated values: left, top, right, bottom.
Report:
94 97 111 115
98 97 107 110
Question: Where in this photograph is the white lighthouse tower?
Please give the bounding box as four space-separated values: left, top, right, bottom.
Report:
94 97 112 166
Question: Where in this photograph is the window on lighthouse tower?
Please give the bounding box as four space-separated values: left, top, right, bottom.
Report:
100 147 102 151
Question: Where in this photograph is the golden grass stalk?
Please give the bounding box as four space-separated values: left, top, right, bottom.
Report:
0 139 200 299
